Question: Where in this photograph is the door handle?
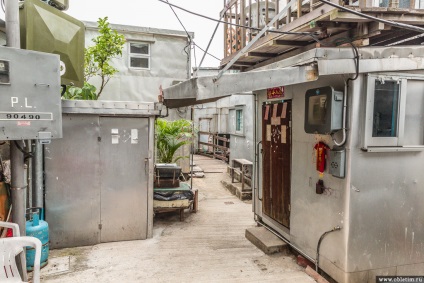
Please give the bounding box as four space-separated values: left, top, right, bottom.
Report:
144 158 149 174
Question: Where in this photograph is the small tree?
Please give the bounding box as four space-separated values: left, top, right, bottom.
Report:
156 119 194 164
63 17 125 100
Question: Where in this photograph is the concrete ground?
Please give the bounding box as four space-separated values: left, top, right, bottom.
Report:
41 155 314 283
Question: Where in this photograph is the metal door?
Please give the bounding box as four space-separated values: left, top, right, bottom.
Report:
99 117 149 242
45 114 101 248
262 101 291 228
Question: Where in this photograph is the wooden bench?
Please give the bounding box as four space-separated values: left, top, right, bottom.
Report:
231 159 253 191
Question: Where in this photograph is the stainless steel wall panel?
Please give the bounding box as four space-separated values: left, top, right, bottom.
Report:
99 117 149 242
45 114 101 248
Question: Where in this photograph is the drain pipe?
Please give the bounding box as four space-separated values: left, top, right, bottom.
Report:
316 226 342 273
255 141 262 201
256 220 316 264
332 82 348 146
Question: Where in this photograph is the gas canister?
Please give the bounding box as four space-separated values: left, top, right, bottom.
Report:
26 207 49 270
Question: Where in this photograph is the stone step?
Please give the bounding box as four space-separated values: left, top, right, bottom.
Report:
220 179 252 201
245 227 289 255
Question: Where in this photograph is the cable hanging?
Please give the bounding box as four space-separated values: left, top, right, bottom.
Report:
157 0 323 43
164 0 222 63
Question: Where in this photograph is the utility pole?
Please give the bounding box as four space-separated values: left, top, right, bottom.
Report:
6 0 28 280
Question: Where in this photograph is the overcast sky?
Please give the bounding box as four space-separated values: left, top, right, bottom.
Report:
66 0 224 68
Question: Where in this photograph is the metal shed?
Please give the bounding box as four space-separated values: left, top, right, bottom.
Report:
163 46 424 282
45 100 160 249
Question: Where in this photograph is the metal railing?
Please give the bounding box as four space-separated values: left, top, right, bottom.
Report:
222 0 422 57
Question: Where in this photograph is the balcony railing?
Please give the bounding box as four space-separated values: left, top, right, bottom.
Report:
222 0 424 59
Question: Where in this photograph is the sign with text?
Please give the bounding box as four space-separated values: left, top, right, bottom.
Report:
267 86 285 99
0 46 62 140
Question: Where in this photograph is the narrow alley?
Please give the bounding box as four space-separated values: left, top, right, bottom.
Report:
41 156 314 283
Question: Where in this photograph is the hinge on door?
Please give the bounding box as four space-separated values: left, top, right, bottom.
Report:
98 224 102 230
288 204 291 212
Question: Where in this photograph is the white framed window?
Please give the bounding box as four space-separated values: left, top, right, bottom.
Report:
363 74 424 151
129 42 150 69
235 109 244 134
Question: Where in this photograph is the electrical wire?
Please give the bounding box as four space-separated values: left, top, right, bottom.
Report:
164 0 193 63
192 42 198 70
164 0 192 41
157 0 322 43
193 42 221 61
164 0 222 63
318 0 424 34
13 141 33 161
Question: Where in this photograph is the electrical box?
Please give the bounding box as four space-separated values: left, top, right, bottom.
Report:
329 148 345 178
0 46 62 141
304 86 343 134
20 0 85 87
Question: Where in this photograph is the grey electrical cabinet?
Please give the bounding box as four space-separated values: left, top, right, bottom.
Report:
44 100 160 248
0 46 62 140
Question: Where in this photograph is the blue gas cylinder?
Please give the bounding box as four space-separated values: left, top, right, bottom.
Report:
26 208 49 270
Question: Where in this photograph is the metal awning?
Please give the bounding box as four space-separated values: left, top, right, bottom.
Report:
163 46 424 108
164 65 318 108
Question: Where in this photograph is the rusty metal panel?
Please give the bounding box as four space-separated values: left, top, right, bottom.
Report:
262 101 291 227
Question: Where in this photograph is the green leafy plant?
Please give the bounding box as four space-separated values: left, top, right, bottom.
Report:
62 82 97 100
156 119 194 164
63 17 125 100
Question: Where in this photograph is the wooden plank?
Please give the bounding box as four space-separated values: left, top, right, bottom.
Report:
215 136 229 142
273 39 310 46
233 61 257 66
220 0 238 17
247 52 279 57
297 0 302 18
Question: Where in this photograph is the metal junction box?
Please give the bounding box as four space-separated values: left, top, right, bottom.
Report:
329 148 346 178
304 86 343 134
0 46 62 140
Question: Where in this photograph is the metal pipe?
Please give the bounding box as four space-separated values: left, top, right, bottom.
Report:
333 81 348 146
256 220 316 263
255 141 262 201
316 226 342 273
190 106 194 190
10 141 28 281
32 141 44 209
26 140 32 209
5 0 20 48
7 0 28 280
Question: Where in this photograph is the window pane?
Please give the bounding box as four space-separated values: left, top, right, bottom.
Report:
130 43 149 55
404 80 424 145
372 80 399 137
130 57 149 69
308 95 327 125
236 110 243 132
